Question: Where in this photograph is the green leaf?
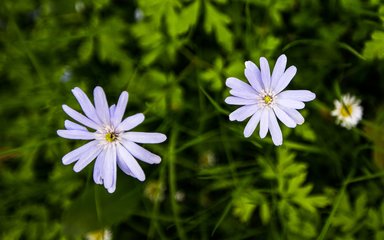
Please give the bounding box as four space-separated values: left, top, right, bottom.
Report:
286 172 308 195
260 202 271 225
62 178 142 237
204 2 233 51
354 192 367 219
363 31 384 60
97 17 127 63
177 0 200 35
232 190 260 223
78 38 94 62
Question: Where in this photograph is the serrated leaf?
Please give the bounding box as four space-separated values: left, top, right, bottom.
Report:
204 2 233 51
177 0 200 35
78 38 93 62
287 172 307 195
232 190 260 223
354 192 367 219
367 209 381 229
260 202 271 225
363 31 384 60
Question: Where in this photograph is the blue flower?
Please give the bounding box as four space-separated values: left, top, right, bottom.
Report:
57 86 167 193
225 54 316 146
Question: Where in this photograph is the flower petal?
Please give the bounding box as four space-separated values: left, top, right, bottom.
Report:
244 61 263 92
123 132 167 144
271 54 287 91
244 109 262 138
276 99 305 109
116 113 145 132
62 140 98 165
260 57 271 91
229 89 259 99
273 105 296 128
268 110 283 146
62 105 99 130
103 144 117 192
111 91 129 128
94 86 110 125
229 105 258 122
278 90 316 102
273 66 297 94
57 129 95 140
73 145 102 172
280 106 305 125
116 143 145 181
225 96 258 105
110 104 116 120
226 77 258 98
93 150 106 184
64 120 88 131
259 108 269 138
72 87 101 124
122 140 161 164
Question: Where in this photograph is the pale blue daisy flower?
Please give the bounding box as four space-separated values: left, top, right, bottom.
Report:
57 86 167 193
225 54 316 146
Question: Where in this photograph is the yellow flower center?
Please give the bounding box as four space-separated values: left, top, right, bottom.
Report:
105 132 118 142
263 95 273 105
340 104 353 117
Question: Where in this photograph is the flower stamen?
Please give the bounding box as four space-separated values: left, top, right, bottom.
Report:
263 95 273 105
105 132 118 142
340 104 352 117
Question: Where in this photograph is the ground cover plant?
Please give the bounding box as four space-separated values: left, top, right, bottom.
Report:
1 0 384 239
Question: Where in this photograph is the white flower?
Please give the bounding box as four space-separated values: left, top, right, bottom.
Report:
57 86 167 193
331 94 363 129
85 228 112 240
225 54 316 146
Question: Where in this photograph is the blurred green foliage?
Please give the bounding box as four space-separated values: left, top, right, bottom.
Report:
1 0 384 239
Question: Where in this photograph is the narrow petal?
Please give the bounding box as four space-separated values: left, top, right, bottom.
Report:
280 106 305 125
276 99 305 109
93 150 106 184
260 57 271 91
226 77 258 97
116 113 145 132
271 54 287 91
57 129 95 140
273 66 297 94
71 87 101 124
268 110 283 146
244 109 262 138
62 105 99 130
102 145 117 192
107 183 116 193
229 105 258 122
273 105 297 128
229 89 258 99
62 140 98 165
111 91 129 127
116 156 135 178
73 145 102 172
244 61 263 92
122 132 167 144
277 90 316 102
116 144 145 181
64 120 87 131
94 86 110 125
259 108 269 138
122 140 161 164
110 104 116 120
225 96 258 105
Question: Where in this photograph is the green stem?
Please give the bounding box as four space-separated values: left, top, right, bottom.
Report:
168 127 187 240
